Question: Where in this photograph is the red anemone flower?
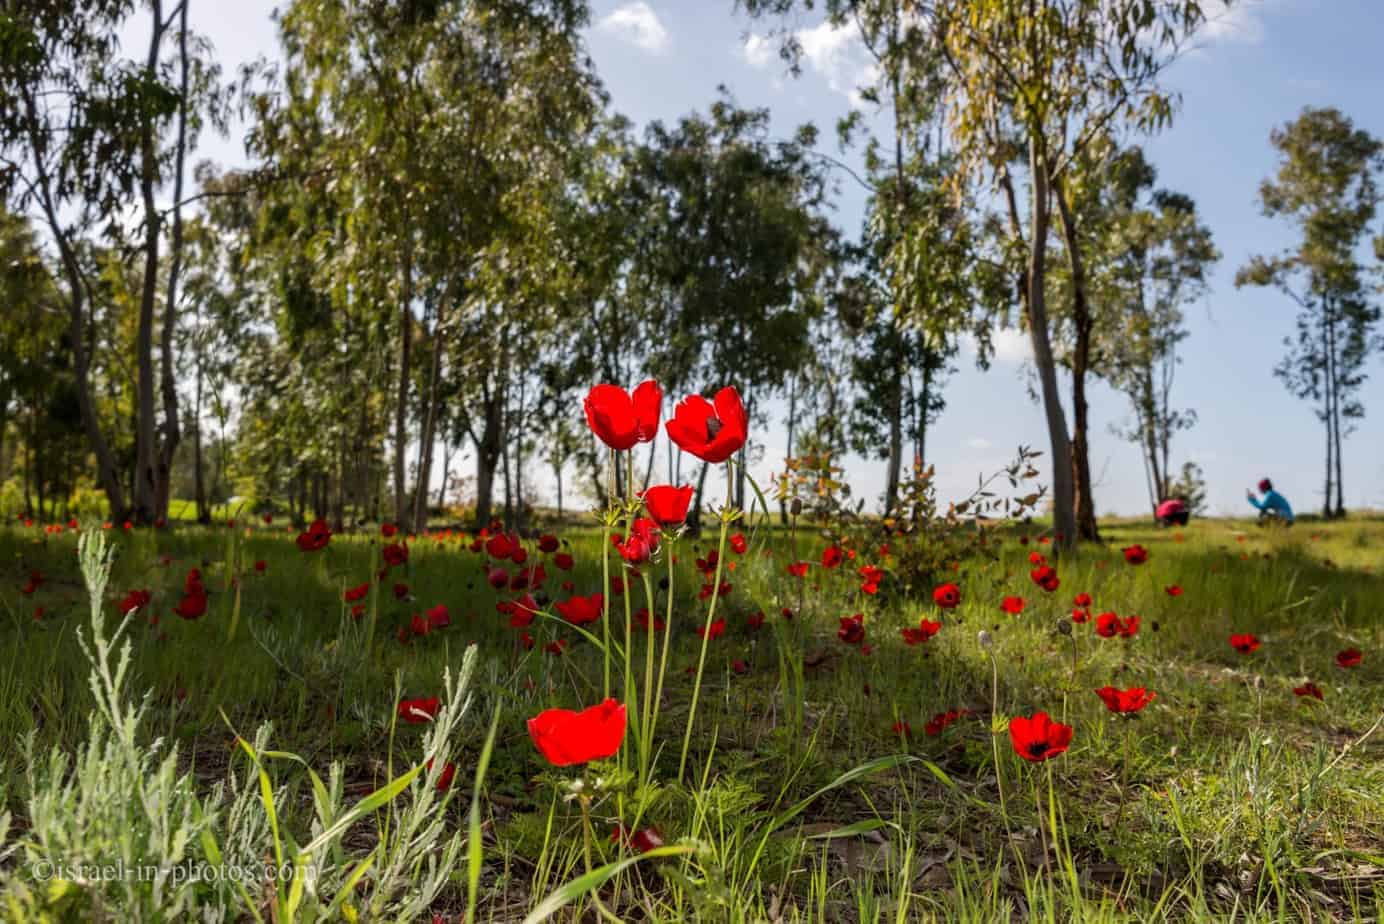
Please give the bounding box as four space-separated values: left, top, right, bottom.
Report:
1230 633 1260 654
901 618 941 645
1336 648 1363 669
1074 592 1092 608
1072 607 1091 623
1000 596 1025 615
426 603 450 630
553 552 574 571
932 583 961 609
1121 544 1150 565
925 709 968 737
1293 681 1324 700
585 381 662 451
665 387 748 464
1008 712 1074 762
729 532 748 554
296 519 332 552
538 534 560 553
821 545 844 569
1165 584 1183 597
382 543 408 567
642 485 694 527
397 696 441 724
696 617 726 640
1095 686 1156 714
527 699 627 766
1030 565 1060 593
174 590 208 620
344 582 370 603
555 593 603 626
787 561 809 578
837 613 865 645
118 589 152 616
381 522 398 538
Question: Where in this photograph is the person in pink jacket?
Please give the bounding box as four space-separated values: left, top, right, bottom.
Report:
1156 497 1189 527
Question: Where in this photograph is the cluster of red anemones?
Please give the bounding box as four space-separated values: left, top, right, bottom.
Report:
837 613 865 645
925 708 970 737
1095 686 1156 715
1095 612 1140 639
901 618 942 646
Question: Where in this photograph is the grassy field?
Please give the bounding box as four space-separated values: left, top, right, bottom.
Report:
0 512 1381 921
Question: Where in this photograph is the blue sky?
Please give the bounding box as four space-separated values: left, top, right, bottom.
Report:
169 0 1384 517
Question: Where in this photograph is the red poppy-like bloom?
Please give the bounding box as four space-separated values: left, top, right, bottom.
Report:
822 546 844 569
538 534 560 553
618 518 661 564
426 603 450 630
901 618 941 645
612 823 666 854
1095 686 1156 714
1000 596 1025 615
746 611 765 631
635 608 665 632
643 485 694 527
118 589 152 616
397 697 440 723
485 532 520 561
925 709 969 737
296 519 332 552
381 522 398 538
1095 612 1140 638
1336 648 1363 669
382 543 408 567
344 582 370 603
1030 565 1060 592
426 758 456 791
556 593 603 626
1165 585 1183 597
585 381 662 451
1230 633 1260 654
174 589 208 620
1074 592 1092 607
486 567 509 590
837 613 865 645
1121 544 1149 565
696 617 726 640
553 552 574 571
527 698 627 766
410 614 430 636
932 583 961 609
254 560 267 573
544 639 568 656
787 561 809 578
892 721 912 738
1008 712 1074 762
729 533 748 554
665 387 748 464
393 582 410 600
1072 607 1091 623
1293 681 1324 700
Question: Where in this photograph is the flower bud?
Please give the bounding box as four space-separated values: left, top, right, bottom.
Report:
1055 619 1072 636
978 630 993 651
790 497 803 516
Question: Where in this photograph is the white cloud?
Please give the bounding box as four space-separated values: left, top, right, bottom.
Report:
963 325 1031 365
596 2 670 54
1200 0 1267 45
966 437 993 451
741 33 776 69
741 19 879 103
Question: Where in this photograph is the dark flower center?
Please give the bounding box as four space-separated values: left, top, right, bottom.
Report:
1027 741 1050 758
705 417 723 441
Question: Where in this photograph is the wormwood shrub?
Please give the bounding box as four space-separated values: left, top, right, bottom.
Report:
0 529 481 922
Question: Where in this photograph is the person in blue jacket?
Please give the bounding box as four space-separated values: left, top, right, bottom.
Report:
1247 478 1294 525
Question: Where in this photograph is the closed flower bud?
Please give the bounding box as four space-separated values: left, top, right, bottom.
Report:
978 630 993 650
1056 619 1072 636
790 498 802 516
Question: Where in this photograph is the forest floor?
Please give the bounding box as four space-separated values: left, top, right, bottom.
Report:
0 512 1381 921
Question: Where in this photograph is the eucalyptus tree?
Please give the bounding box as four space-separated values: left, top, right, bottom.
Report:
742 0 1217 548
637 97 835 510
1067 147 1218 514
0 0 224 521
1237 107 1383 518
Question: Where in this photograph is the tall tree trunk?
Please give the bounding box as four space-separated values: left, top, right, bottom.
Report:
412 297 446 533
1020 148 1076 550
1328 308 1346 518
393 235 413 526
193 354 209 523
436 439 452 510
554 457 564 519
1053 176 1100 542
153 0 191 522
780 374 797 525
473 396 502 529
1321 312 1333 519
884 362 904 516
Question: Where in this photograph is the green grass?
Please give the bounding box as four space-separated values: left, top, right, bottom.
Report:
1 513 1381 920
